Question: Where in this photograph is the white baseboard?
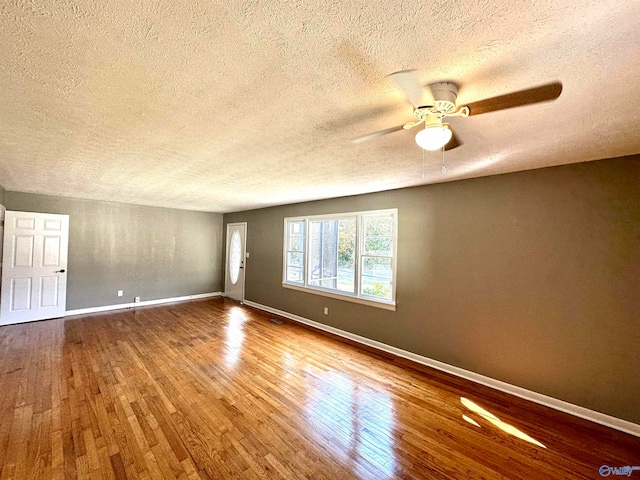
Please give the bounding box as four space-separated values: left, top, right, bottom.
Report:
243 299 640 438
65 292 222 317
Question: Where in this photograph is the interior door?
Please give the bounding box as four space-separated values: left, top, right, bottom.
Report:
225 223 246 302
1 211 69 325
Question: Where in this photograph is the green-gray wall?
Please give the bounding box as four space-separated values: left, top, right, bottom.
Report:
0 183 5 205
223 156 640 424
5 193 223 310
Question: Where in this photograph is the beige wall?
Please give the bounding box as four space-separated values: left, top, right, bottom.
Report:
5 192 223 310
223 156 640 424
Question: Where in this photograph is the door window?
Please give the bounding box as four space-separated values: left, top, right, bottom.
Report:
229 230 242 285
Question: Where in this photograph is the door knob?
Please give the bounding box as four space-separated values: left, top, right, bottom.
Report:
55 269 66 273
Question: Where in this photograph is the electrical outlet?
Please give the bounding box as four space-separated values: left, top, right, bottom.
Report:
117 290 123 297
134 297 140 303
323 307 329 315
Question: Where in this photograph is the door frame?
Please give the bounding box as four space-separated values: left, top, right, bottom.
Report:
224 222 247 303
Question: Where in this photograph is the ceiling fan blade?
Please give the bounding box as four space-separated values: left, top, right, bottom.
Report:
388 70 425 107
320 104 401 132
445 130 462 151
351 125 405 144
403 119 424 129
465 82 562 116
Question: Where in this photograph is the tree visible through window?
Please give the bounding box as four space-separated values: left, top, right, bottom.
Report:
283 209 397 307
361 214 394 301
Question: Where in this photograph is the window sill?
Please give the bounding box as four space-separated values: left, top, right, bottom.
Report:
282 283 396 311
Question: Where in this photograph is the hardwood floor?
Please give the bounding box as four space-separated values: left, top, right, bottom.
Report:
0 297 638 479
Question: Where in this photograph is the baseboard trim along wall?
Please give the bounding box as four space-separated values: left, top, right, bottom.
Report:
65 292 222 317
243 299 640 438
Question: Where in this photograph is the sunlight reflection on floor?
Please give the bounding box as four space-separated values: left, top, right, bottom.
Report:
224 306 247 367
461 397 547 449
304 370 397 478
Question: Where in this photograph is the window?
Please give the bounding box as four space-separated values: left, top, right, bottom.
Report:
361 213 394 301
283 209 397 309
285 221 305 284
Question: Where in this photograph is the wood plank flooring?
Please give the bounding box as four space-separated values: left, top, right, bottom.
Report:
0 297 638 479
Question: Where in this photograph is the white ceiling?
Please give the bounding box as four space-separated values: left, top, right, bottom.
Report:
1 0 639 212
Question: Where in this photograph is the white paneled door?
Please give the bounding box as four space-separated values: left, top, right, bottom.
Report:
225 223 247 302
1 211 69 325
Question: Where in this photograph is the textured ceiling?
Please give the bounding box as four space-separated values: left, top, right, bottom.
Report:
1 0 639 212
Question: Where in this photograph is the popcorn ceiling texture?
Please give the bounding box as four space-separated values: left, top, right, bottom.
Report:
0 0 639 212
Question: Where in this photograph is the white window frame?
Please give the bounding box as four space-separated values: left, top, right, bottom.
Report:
283 218 306 285
282 209 397 311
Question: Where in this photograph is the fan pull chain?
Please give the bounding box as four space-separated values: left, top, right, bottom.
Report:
441 146 447 173
422 148 425 179
441 129 447 174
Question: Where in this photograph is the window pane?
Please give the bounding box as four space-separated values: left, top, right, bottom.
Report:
337 219 355 292
321 221 337 278
286 267 304 283
362 257 392 279
285 220 306 285
361 276 392 300
287 252 304 267
308 221 324 283
308 218 355 293
289 221 305 236
364 237 392 256
288 235 304 252
364 215 393 237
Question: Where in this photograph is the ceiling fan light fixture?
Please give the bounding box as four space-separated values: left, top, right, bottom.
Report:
415 124 452 150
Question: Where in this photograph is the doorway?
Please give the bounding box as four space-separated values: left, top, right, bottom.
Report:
225 222 247 302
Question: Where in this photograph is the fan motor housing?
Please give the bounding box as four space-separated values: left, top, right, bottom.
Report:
413 82 459 120
429 82 458 113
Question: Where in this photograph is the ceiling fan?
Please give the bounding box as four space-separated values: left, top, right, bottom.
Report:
352 70 563 151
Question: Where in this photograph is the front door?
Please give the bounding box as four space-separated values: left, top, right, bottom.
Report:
225 223 246 302
1 211 69 325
